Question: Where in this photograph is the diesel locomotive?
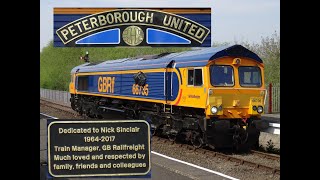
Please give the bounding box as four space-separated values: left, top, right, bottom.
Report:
69 45 269 150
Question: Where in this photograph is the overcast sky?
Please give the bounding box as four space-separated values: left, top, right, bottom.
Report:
40 0 280 51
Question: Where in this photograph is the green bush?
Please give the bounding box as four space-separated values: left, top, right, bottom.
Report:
266 139 280 154
40 41 190 91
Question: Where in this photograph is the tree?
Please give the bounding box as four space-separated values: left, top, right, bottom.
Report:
236 31 280 84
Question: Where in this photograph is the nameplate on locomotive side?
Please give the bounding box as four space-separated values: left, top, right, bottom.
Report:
54 8 211 47
47 120 151 178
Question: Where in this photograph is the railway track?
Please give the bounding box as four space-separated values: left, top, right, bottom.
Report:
152 136 280 175
40 98 78 116
250 150 280 161
40 98 280 175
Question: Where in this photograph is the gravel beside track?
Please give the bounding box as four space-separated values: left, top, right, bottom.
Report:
40 104 83 119
151 138 280 180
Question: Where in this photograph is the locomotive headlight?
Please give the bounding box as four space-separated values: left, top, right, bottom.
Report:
233 58 241 65
211 106 218 114
257 106 263 113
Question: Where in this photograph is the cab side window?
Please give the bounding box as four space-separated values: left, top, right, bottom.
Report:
188 69 194 85
188 68 203 86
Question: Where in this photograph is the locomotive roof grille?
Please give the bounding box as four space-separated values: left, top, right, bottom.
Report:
71 45 262 73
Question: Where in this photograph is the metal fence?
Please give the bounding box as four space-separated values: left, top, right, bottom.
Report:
40 88 71 105
40 86 280 113
265 84 280 113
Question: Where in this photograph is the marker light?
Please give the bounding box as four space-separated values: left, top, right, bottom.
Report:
209 89 213 95
253 106 257 111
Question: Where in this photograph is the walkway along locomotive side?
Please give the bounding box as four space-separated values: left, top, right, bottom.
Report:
69 45 269 150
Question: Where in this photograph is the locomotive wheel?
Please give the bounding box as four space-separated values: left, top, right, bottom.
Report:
86 109 95 118
234 142 251 152
139 111 158 136
154 125 164 136
168 134 177 142
233 129 250 152
191 132 204 148
235 126 260 152
151 127 157 136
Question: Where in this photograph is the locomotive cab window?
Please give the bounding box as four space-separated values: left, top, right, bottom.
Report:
77 76 89 91
210 65 234 86
239 66 262 87
188 68 203 86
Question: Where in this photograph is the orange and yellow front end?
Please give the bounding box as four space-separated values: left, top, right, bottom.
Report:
69 73 76 94
204 57 269 149
205 57 266 120
69 73 77 110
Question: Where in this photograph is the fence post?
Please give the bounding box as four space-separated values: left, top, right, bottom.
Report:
268 83 273 114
